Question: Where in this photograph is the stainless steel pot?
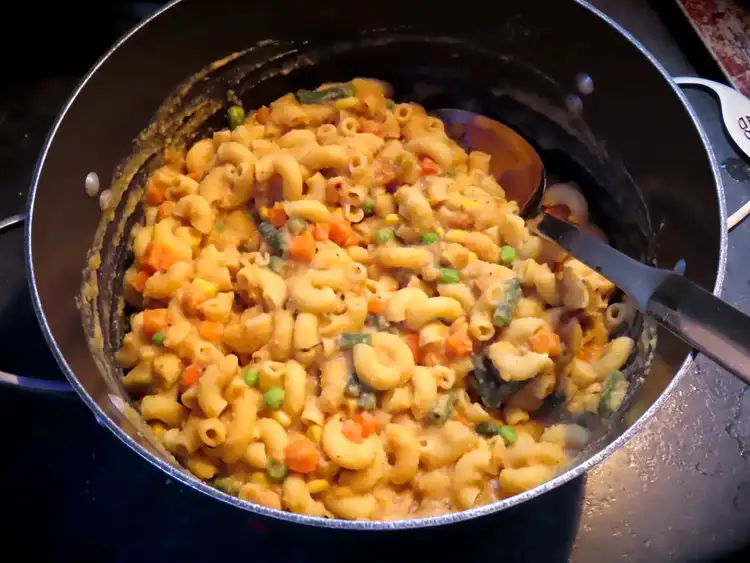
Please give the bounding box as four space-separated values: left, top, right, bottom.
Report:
2 0 749 530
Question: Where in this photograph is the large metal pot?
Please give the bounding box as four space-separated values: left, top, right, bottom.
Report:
2 0 745 530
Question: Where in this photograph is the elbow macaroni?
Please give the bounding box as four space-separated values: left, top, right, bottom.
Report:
117 78 634 520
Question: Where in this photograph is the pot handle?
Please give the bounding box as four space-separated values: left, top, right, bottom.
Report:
0 214 75 395
673 77 750 229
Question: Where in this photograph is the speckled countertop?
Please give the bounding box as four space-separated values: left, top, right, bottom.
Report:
0 1 749 561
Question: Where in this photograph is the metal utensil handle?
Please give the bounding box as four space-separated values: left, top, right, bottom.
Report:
535 214 663 310
0 214 74 394
648 275 750 385
537 214 750 386
673 76 750 230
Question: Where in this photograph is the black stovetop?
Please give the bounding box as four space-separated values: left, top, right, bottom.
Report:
2 1 749 561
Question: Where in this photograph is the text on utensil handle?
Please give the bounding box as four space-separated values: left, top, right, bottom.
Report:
739 115 750 141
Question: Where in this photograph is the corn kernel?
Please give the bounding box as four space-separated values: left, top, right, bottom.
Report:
251 471 269 486
193 278 218 298
252 427 261 440
271 410 292 428
435 226 445 237
345 398 358 413
467 252 479 264
139 346 157 362
306 425 323 444
462 199 480 211
384 214 401 226
335 97 359 110
306 479 330 494
259 207 269 220
149 423 166 439
445 229 469 243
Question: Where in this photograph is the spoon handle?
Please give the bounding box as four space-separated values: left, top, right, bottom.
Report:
646 274 750 385
534 213 750 385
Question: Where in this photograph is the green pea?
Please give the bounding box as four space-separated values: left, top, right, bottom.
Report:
357 392 377 410
475 421 500 437
268 256 284 274
264 387 285 410
227 105 245 130
266 460 288 483
374 228 395 245
151 331 165 346
243 368 259 387
421 232 438 245
340 332 372 350
362 198 375 215
287 217 308 235
500 245 517 265
215 222 225 231
498 425 517 446
439 268 460 284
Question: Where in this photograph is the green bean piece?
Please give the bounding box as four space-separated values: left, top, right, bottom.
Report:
421 232 439 245
243 368 260 387
151 331 165 346
339 332 372 350
500 245 517 265
287 217 308 235
258 221 285 254
599 370 625 412
264 387 285 410
385 99 395 109
357 392 377 410
213 476 242 495
365 313 382 329
426 392 458 426
475 421 501 437
374 228 396 245
266 460 288 483
498 425 517 446
296 83 356 104
470 355 523 409
439 268 460 284
492 278 523 328
362 198 375 215
227 105 245 130
268 256 284 274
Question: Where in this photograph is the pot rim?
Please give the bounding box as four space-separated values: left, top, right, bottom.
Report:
25 0 728 530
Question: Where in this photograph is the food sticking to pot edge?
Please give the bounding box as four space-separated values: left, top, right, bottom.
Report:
113 78 633 520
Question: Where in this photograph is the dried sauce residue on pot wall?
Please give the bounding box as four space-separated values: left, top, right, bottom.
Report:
78 49 255 458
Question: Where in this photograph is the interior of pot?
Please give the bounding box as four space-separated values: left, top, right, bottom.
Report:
29 0 724 518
